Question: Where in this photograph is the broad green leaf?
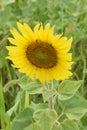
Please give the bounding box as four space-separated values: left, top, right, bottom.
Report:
30 102 48 111
61 119 79 130
80 126 87 130
58 80 83 100
52 124 62 130
52 80 59 89
42 88 57 102
18 76 43 94
52 119 79 130
10 108 34 130
24 123 41 130
59 94 87 120
81 114 87 126
33 109 57 130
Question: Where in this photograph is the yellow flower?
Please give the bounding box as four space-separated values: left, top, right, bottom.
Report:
6 22 73 83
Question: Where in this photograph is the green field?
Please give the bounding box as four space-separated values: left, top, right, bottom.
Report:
0 0 87 130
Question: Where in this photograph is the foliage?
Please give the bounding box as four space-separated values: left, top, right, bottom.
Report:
0 0 87 130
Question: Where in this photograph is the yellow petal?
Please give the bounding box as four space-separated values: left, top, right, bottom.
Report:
34 23 41 32
17 22 33 41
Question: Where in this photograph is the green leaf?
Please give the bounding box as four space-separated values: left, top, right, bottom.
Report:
30 102 48 111
80 126 87 130
33 109 57 130
24 123 41 130
18 76 43 94
59 94 87 120
7 92 20 117
60 119 79 130
52 124 62 130
52 119 79 130
3 79 19 92
51 80 59 89
10 108 34 130
61 119 79 130
81 114 87 126
7 101 19 117
58 80 83 100
42 88 57 102
0 6 13 25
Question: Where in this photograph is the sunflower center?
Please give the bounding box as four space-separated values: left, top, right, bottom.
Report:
26 41 57 69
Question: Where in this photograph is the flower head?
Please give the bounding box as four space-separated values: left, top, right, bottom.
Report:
7 22 73 83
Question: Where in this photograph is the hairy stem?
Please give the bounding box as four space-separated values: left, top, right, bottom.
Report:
48 81 54 109
25 91 29 108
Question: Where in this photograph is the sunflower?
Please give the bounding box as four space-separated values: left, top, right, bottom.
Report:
6 22 73 83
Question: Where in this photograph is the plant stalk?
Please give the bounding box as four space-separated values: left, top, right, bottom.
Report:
25 91 29 108
48 81 54 109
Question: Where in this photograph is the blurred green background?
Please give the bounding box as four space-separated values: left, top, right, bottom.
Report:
0 0 87 114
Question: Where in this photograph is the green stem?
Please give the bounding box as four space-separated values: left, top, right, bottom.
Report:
19 90 23 112
48 81 54 109
0 71 6 130
25 91 29 108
